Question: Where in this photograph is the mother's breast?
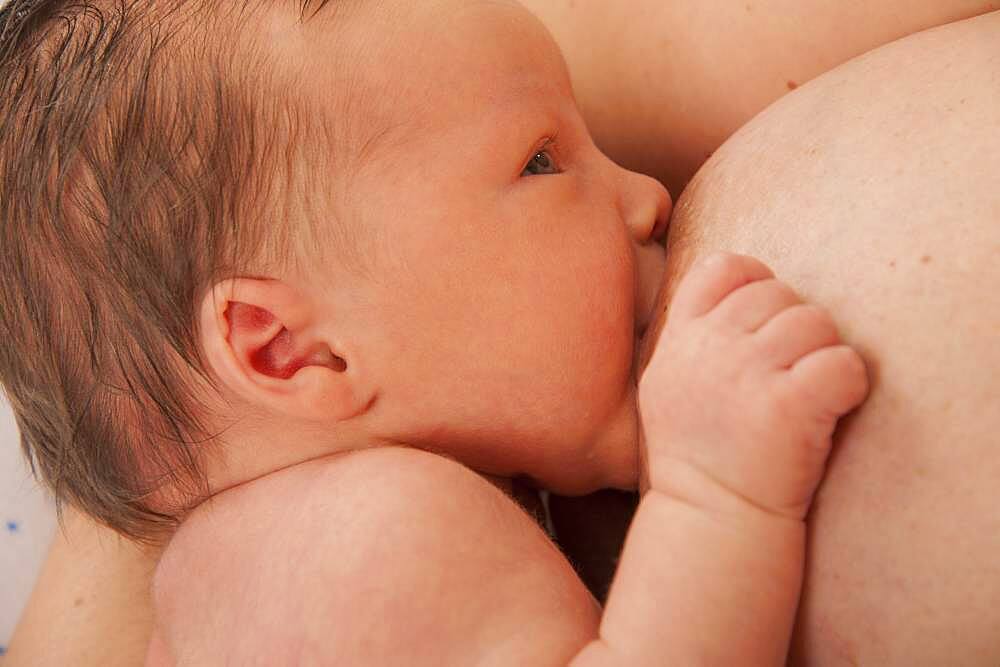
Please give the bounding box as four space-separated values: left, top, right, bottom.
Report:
644 12 1000 665
522 0 999 196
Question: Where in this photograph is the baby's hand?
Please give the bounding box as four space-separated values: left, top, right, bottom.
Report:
638 253 868 520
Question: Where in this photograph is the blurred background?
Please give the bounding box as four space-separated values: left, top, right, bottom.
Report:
0 395 56 658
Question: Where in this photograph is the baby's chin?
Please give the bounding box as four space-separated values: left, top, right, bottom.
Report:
585 382 645 493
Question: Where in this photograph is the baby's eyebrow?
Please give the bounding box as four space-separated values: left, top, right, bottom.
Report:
294 0 371 24
338 64 459 167
294 0 338 22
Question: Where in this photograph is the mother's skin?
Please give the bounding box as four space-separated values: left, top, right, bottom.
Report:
614 11 1000 666
657 13 1000 662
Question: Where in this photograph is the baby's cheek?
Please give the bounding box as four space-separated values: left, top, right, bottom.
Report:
534 225 638 421
579 270 636 389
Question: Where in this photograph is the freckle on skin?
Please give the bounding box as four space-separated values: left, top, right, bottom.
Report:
921 255 932 264
787 80 798 91
74 597 84 607
889 260 896 268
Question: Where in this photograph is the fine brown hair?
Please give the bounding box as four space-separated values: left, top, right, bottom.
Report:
0 0 335 541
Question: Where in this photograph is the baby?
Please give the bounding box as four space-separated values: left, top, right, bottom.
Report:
0 0 867 664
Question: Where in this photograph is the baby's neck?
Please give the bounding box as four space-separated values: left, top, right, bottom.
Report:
200 417 384 501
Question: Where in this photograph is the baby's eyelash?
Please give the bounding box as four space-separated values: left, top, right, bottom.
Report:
538 133 560 159
522 135 562 176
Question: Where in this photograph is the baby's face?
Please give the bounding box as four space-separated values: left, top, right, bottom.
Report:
291 0 670 492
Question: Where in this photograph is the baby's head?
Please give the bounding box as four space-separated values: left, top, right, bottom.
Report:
0 0 669 540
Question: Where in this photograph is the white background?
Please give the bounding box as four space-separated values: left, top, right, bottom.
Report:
0 396 55 656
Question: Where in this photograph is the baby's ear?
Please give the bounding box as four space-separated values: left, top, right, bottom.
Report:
198 278 371 422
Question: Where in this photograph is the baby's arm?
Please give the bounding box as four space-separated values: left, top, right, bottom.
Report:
574 253 868 665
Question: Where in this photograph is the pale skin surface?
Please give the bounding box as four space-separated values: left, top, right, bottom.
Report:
10 1 1000 664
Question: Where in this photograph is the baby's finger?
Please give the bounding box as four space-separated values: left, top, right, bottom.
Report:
668 252 774 325
790 345 870 416
710 278 802 332
755 304 839 367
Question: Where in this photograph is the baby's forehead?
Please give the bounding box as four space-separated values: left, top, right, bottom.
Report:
273 0 570 164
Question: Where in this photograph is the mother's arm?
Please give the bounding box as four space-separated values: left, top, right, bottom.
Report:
521 0 998 195
5 507 159 666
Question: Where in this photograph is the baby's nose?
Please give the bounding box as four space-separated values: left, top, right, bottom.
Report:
619 169 672 244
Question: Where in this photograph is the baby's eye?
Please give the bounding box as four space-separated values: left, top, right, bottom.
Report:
521 149 560 177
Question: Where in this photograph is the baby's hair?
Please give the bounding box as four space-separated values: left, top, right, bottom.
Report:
0 0 340 541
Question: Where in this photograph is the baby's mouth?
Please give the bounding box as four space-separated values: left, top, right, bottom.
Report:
635 239 666 323
633 243 668 377
634 274 672 380
634 240 699 380
633 317 658 381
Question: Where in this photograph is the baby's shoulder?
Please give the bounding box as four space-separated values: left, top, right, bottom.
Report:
155 447 495 598
153 448 598 664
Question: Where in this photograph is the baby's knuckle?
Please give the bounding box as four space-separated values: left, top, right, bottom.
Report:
702 250 741 268
696 315 732 341
775 282 803 304
799 302 829 321
841 347 870 388
801 303 837 332
702 251 749 280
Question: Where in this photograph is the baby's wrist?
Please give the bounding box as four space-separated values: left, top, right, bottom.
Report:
646 456 808 526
